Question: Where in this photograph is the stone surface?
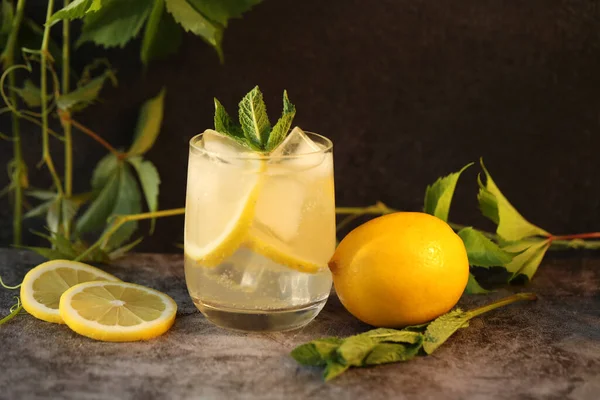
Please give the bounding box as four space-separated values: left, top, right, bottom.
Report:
0 249 599 400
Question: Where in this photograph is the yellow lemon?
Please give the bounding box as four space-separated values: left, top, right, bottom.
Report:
329 212 469 327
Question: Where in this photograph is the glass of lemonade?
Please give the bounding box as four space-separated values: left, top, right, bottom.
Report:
184 127 335 332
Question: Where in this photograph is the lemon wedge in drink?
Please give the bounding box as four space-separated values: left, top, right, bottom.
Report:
59 281 177 342
20 260 120 324
185 130 264 267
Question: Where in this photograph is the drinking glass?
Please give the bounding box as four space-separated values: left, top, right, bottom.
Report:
184 129 335 331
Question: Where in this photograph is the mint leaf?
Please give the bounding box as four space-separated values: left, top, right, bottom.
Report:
266 90 296 151
501 239 551 281
56 71 115 111
457 227 515 267
48 0 102 24
464 273 490 295
290 338 343 366
127 157 160 233
478 159 550 241
141 0 182 65
11 80 45 108
238 86 271 150
336 335 376 366
77 0 152 48
364 342 422 365
165 0 223 61
187 0 262 27
213 98 246 145
362 328 423 344
422 309 470 354
323 360 349 382
424 163 472 222
127 88 166 156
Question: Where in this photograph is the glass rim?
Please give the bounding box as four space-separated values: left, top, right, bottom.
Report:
189 130 333 160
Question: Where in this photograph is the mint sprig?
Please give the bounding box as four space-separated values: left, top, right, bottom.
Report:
291 293 537 381
213 86 297 152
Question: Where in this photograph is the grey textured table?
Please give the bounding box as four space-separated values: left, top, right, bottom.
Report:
0 249 598 400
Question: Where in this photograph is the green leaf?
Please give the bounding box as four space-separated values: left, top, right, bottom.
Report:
186 0 262 27
464 273 490 295
364 342 422 365
21 246 65 260
290 338 343 366
457 227 515 267
56 71 114 111
266 90 296 151
108 236 144 260
77 0 152 48
362 328 423 344
141 0 182 65
127 157 160 233
238 86 271 149
127 88 166 156
62 197 79 233
165 0 223 60
337 335 377 366
0 0 13 49
26 189 56 200
100 165 142 250
11 80 45 108
76 170 120 234
424 163 473 222
423 309 470 354
24 199 53 219
501 239 551 281
91 153 118 190
478 160 550 241
323 360 349 382
46 198 60 234
48 0 102 24
213 98 246 144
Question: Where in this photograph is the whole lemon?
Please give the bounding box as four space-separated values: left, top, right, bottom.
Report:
329 212 469 327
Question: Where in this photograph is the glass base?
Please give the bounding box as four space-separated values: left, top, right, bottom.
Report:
192 298 328 332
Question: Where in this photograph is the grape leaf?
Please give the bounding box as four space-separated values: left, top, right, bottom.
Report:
464 273 490 295
290 338 343 366
127 88 166 156
127 156 160 233
100 165 142 250
77 0 152 48
238 86 271 150
213 98 247 145
187 0 262 27
26 190 57 201
11 80 45 108
76 171 120 234
48 0 102 24
141 0 182 65
457 227 515 267
478 159 550 241
165 0 223 60
424 163 473 222
91 153 118 190
46 197 61 234
108 237 144 260
364 342 422 365
266 90 296 151
24 199 53 219
501 239 551 282
0 0 13 50
423 309 470 354
56 71 115 111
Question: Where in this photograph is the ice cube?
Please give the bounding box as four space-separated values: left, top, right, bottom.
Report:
269 127 326 171
202 129 251 156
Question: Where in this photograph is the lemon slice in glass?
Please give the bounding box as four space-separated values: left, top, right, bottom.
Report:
185 130 264 266
20 259 120 324
59 281 177 342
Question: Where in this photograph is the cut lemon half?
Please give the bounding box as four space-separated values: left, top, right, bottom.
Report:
246 228 325 274
20 260 120 324
59 281 177 342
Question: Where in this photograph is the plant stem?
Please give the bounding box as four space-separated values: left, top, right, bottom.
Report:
0 298 22 326
62 0 72 198
467 292 537 319
75 208 185 261
66 116 122 157
41 0 63 195
3 0 27 246
549 232 600 241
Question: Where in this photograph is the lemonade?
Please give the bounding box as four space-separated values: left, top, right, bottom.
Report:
184 128 335 331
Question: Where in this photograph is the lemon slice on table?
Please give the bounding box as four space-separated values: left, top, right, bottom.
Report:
20 260 120 324
59 281 177 342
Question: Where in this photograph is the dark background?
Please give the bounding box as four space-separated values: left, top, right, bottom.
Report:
1 0 600 252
